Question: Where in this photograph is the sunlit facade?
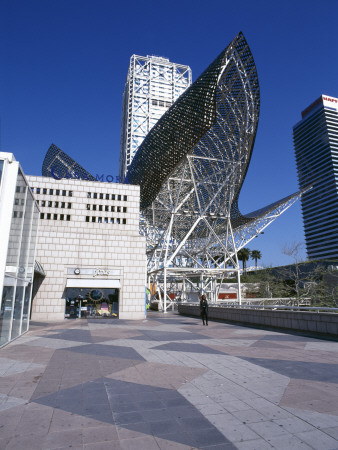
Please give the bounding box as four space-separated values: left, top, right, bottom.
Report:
119 55 192 180
0 153 39 347
294 95 338 260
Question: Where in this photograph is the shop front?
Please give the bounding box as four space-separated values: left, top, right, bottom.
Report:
65 277 120 319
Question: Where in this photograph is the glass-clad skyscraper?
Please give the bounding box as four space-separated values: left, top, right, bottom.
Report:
293 95 338 260
119 55 192 180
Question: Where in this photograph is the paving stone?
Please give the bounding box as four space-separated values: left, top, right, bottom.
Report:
1 311 338 450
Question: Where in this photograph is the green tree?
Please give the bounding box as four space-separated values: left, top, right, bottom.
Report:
237 248 250 275
250 250 262 269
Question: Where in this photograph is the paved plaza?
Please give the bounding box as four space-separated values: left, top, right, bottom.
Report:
1 312 338 449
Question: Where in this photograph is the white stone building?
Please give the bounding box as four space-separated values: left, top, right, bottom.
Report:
26 176 146 321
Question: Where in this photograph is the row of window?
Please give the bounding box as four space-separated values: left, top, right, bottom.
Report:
40 213 71 221
86 204 127 213
32 188 73 197
85 216 127 224
87 192 128 201
37 200 72 209
151 99 171 108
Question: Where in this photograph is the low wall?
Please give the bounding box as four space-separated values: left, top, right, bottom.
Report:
178 304 338 336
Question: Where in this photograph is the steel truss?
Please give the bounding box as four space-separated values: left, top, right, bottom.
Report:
129 33 308 311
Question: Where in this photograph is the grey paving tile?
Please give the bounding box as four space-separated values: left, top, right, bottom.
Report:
119 435 160 449
240 356 338 383
267 433 314 450
44 428 83 448
248 420 291 439
66 343 146 360
235 438 274 449
82 424 119 444
152 342 226 354
295 429 338 449
322 426 338 440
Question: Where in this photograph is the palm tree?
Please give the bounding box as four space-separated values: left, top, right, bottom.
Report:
251 250 262 269
237 248 250 274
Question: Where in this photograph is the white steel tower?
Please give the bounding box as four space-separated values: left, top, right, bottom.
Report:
119 55 192 180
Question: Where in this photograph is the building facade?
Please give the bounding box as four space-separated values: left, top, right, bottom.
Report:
0 153 39 347
26 176 146 321
293 95 338 260
119 54 192 180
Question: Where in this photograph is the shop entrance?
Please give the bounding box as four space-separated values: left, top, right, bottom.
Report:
65 288 119 319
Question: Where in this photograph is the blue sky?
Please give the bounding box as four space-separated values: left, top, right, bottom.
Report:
1 0 337 267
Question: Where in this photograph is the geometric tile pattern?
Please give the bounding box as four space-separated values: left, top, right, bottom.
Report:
0 311 338 449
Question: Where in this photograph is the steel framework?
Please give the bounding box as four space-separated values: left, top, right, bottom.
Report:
126 32 309 311
119 55 192 180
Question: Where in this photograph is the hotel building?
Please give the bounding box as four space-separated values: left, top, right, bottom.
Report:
119 54 192 180
293 95 338 260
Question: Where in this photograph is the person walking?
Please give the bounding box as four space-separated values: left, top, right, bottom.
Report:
200 294 209 326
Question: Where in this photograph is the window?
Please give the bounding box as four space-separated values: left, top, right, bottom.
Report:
41 200 46 207
55 189 60 196
86 216 89 222
53 214 57 220
111 194 115 200
117 218 120 224
123 219 127 225
86 204 90 210
48 201 52 207
123 207 127 213
111 206 115 212
87 192 91 198
124 195 128 201
62 190 67 196
117 206 121 213
118 195 121 201
47 213 51 220
54 202 59 208
105 194 109 200
67 203 71 209
31 187 34 192
93 193 97 199
60 214 64 221
40 213 44 219
36 188 41 194
99 205 103 211
92 216 96 222
98 217 102 223
105 205 109 212
15 198 19 205
110 218 114 224
61 202 65 208
66 215 71 221
43 188 47 194
104 218 108 223
68 191 73 197
93 205 97 211
36 200 39 205
49 189 53 195
99 193 103 199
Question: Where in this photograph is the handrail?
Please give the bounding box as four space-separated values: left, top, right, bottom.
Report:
180 303 338 313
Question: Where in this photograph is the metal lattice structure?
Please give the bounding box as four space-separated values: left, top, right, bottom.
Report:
125 32 309 310
119 55 192 180
42 144 96 181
